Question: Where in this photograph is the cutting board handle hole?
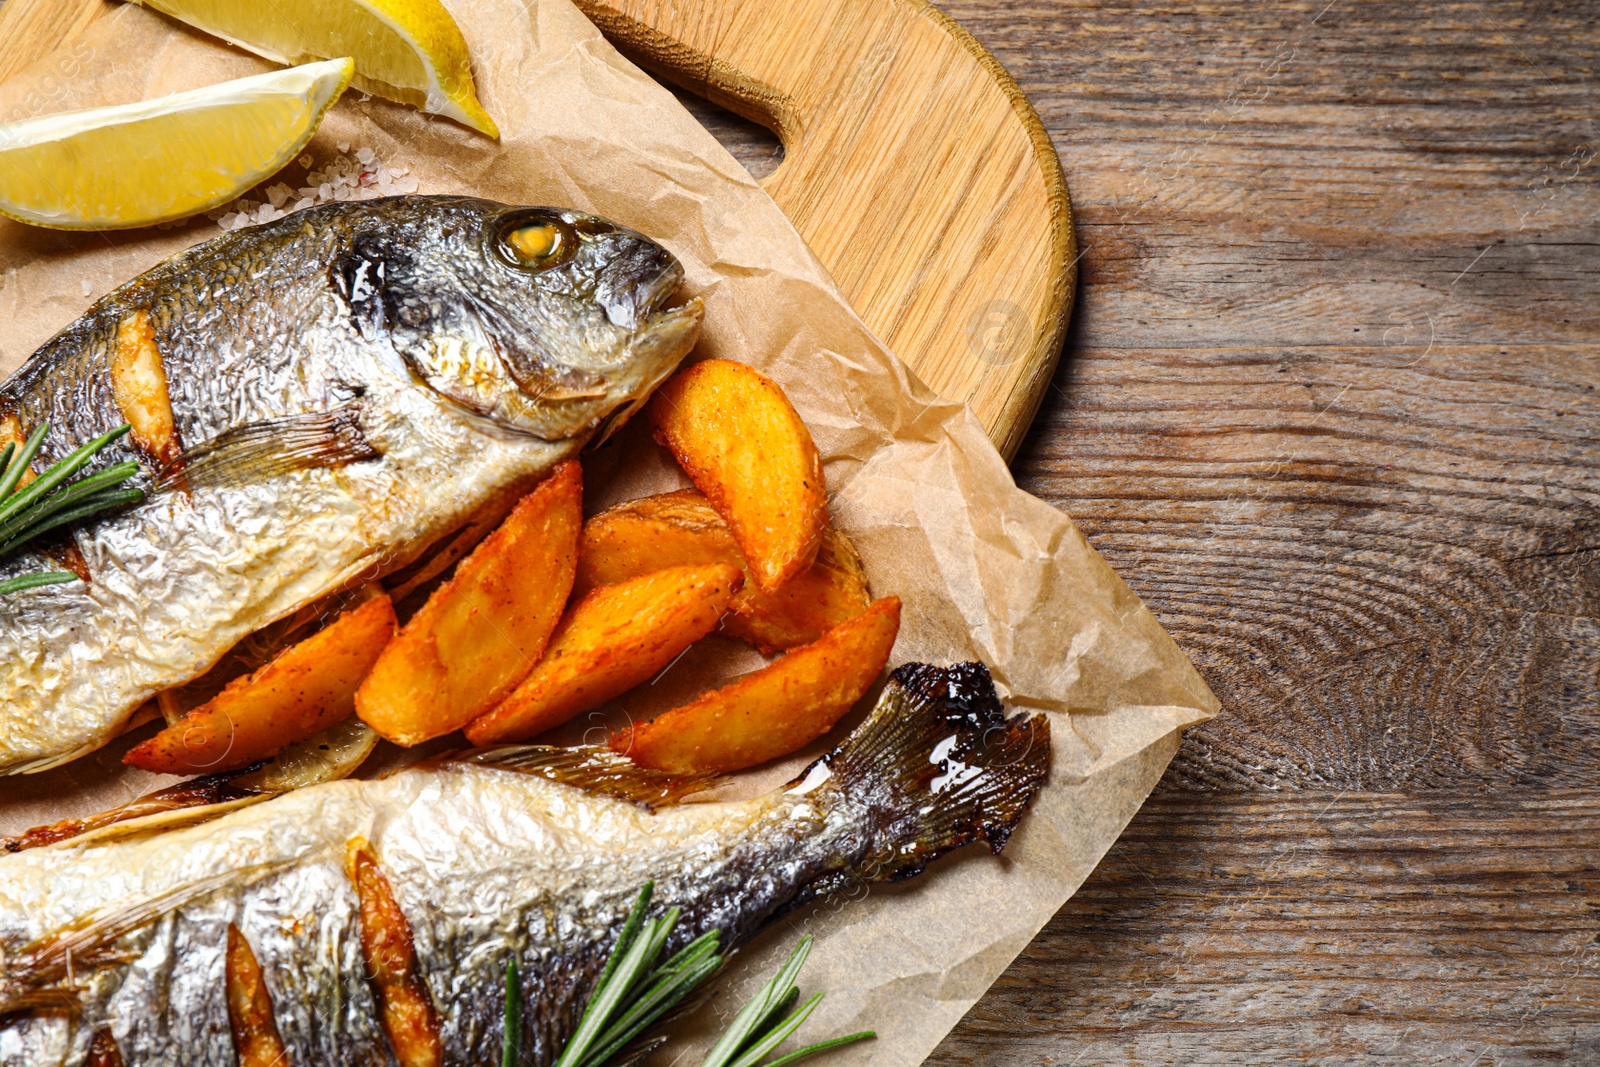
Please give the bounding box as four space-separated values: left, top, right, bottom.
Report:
658 79 786 181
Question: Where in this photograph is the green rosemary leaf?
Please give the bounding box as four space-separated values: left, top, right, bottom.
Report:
551 885 729 1067
619 907 679 1003
550 886 866 1067
555 913 667 1067
0 424 141 595
700 976 777 1066
703 937 814 1067
767 937 813 1006
739 986 800 1058
726 991 824 1067
0 424 129 529
701 934 872 1067
757 1032 876 1067
0 489 144 560
655 929 722 976
503 958 523 1067
0 462 140 548
0 571 78 595
580 954 722 1067
596 883 653 996
0 423 47 503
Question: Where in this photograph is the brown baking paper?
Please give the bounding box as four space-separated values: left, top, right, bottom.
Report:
0 2 1218 1063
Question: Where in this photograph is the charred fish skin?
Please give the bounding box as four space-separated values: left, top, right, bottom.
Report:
0 196 703 775
0 664 1049 1066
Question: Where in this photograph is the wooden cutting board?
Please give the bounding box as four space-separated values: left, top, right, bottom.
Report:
0 0 1075 459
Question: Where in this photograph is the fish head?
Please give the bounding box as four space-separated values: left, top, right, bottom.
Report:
338 197 703 441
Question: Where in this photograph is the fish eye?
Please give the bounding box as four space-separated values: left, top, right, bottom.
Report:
495 215 576 271
509 223 561 261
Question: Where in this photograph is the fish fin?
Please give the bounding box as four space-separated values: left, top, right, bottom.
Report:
2 767 268 854
58 795 270 852
800 662 1050 889
161 402 378 491
447 745 720 810
2 860 289 995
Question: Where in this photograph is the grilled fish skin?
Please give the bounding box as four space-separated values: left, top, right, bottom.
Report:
0 195 703 774
0 663 1049 1066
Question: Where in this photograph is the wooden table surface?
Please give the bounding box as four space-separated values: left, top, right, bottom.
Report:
676 0 1599 1062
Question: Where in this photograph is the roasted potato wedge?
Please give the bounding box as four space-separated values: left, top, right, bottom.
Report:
465 563 744 745
125 593 397 775
647 359 827 593
356 462 582 746
613 595 901 773
576 489 870 653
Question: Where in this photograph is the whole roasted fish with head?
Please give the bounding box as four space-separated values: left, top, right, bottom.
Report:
0 195 702 774
0 662 1049 1066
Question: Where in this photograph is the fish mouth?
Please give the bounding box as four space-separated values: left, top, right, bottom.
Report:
637 262 688 319
631 256 701 346
641 290 703 334
637 292 704 369
589 295 704 447
595 238 689 331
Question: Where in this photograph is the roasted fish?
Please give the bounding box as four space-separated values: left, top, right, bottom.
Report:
0 662 1049 1066
0 195 703 774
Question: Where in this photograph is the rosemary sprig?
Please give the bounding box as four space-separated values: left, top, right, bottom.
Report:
551 882 724 1067
697 936 874 1067
531 883 874 1067
0 422 142 595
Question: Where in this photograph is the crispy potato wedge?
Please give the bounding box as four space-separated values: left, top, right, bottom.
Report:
465 563 744 745
576 490 735 585
125 593 397 775
356 462 582 746
613 595 901 774
647 359 827 593
576 489 870 653
155 587 383 726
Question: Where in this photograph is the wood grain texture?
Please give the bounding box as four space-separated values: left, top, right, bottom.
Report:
0 0 98 83
901 0 1596 1061
571 0 1077 459
941 792 1600 1065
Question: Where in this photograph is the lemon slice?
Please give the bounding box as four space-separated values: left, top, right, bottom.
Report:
132 0 498 138
0 58 353 230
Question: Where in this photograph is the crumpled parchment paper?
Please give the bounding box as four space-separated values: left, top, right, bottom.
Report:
0 2 1218 1062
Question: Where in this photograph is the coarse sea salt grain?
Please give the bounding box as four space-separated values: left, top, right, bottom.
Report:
206 147 418 233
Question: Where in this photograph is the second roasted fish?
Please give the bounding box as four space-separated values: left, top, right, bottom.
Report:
0 662 1050 1066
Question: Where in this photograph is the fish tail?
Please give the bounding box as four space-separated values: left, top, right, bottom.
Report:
804 662 1050 887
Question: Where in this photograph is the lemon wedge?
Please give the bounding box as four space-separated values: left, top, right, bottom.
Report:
131 0 498 138
0 58 353 230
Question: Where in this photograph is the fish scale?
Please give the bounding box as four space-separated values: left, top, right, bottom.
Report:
0 195 703 774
